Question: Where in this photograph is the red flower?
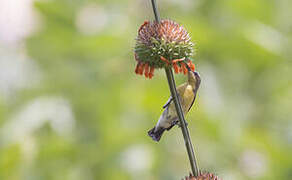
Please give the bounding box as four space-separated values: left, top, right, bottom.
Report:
134 20 195 79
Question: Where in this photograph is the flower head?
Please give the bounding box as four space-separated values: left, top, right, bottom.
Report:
183 172 221 180
134 19 195 79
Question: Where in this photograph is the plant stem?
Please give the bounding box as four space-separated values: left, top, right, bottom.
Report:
165 68 199 177
150 0 199 176
151 0 160 22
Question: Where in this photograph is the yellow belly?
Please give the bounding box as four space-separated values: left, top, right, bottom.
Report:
168 84 195 117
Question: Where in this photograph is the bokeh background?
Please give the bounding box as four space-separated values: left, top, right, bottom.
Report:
0 0 292 179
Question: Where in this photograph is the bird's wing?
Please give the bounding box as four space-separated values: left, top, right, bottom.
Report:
187 72 201 112
187 93 197 112
163 97 173 109
162 83 187 109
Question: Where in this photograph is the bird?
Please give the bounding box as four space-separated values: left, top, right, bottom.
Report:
148 65 201 142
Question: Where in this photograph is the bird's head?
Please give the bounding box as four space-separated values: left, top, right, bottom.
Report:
185 64 201 87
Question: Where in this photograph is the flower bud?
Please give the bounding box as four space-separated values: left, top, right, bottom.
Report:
183 172 221 180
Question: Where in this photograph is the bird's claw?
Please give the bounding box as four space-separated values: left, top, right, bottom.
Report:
176 121 188 128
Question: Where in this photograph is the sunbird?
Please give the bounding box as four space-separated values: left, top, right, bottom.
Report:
148 66 201 142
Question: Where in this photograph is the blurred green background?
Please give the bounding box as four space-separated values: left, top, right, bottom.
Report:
0 0 292 179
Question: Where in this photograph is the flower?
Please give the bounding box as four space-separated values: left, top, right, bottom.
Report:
134 19 195 79
183 172 221 180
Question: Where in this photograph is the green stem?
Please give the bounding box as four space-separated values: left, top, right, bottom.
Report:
150 0 199 176
165 68 199 176
151 0 160 22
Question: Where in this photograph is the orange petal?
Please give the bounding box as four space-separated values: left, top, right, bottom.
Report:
135 62 140 74
172 57 185 63
139 21 149 33
182 63 188 75
191 62 195 71
173 62 179 73
144 63 149 78
149 66 155 79
187 61 191 69
160 56 170 65
138 63 145 75
179 65 183 73
186 60 195 71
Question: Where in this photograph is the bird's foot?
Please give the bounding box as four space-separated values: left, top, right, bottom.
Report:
177 121 188 128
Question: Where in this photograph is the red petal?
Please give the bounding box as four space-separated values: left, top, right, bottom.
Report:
179 65 183 73
173 63 179 73
172 57 185 63
138 63 145 75
191 62 195 71
187 61 191 69
138 21 149 33
160 56 170 65
144 63 149 78
135 62 140 74
182 63 188 75
149 66 155 79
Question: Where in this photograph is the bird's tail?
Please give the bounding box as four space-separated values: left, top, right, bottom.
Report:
148 127 166 142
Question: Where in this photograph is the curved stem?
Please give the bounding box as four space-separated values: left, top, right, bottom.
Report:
150 0 199 176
